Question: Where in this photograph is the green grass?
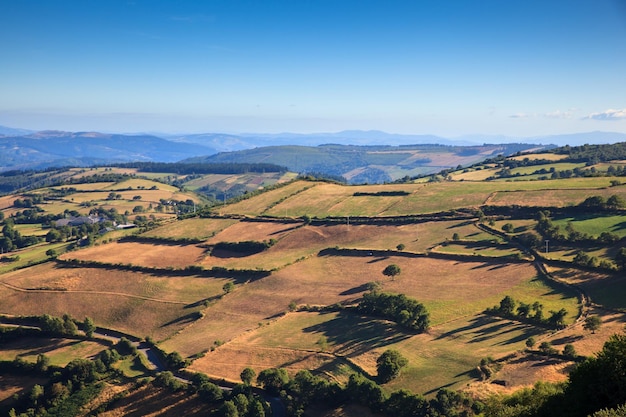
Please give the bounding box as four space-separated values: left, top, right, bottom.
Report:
14 224 49 237
0 242 71 274
508 162 586 176
114 354 152 377
553 214 626 238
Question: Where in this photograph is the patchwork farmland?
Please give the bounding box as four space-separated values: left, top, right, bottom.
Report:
1 150 626 416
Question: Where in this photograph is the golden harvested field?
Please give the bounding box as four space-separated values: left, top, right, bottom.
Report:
450 168 499 181
509 153 569 161
102 178 179 192
489 187 626 207
221 180 314 216
0 263 221 340
0 195 18 210
224 177 620 217
202 221 501 270
51 182 114 191
142 217 238 240
59 241 207 268
67 167 139 179
205 220 303 244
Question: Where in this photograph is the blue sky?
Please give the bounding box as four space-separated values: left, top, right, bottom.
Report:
1 0 626 137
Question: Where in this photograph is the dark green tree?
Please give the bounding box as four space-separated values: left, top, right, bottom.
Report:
499 295 516 316
615 247 626 270
83 317 96 338
376 349 409 383
584 316 602 334
257 368 289 395
240 367 256 385
563 343 577 358
382 264 401 279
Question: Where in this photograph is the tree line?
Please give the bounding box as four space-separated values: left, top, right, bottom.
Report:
357 291 430 332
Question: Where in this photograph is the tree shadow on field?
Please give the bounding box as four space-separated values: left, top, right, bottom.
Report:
447 221 474 229
435 315 501 340
160 311 203 327
302 312 411 357
340 283 371 296
367 257 389 264
550 335 584 346
20 340 81 357
467 322 522 344
470 263 492 270
269 224 302 235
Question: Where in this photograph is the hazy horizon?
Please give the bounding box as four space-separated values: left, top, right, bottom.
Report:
2 1 626 137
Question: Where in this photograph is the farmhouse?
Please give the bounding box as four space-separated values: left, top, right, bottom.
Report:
54 215 104 227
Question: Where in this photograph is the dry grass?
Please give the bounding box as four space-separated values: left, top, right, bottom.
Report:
0 374 48 405
142 218 237 239
509 153 569 161
201 221 485 270
220 180 314 216
0 337 107 366
59 241 207 268
98 384 214 417
489 187 626 207
0 263 217 341
166 254 559 357
205 220 303 244
0 195 18 210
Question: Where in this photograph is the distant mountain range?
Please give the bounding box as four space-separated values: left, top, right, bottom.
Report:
1 125 625 176
168 130 626 152
0 130 216 171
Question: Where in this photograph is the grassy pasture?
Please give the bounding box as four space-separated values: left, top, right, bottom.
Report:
218 177 621 218
191 310 549 395
67 167 139 179
13 224 48 237
167 252 576 358
0 242 71 274
550 266 626 310
52 182 115 191
552 214 626 238
508 162 586 176
509 153 568 161
450 167 500 181
142 217 238 240
489 186 626 208
102 178 178 192
220 180 314 216
0 337 107 367
59 241 207 268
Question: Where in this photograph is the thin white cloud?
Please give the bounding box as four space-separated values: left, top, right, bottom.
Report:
544 110 573 119
509 113 533 119
584 109 626 121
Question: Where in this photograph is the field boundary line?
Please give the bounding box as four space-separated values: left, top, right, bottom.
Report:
0 281 188 305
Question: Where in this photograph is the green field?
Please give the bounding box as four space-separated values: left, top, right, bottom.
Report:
553 214 626 238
